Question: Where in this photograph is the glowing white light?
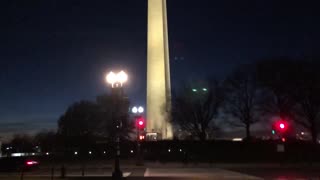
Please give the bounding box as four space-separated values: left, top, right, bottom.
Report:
117 71 128 85
138 106 144 113
106 71 117 86
46 152 49 155
168 149 171 152
11 153 25 157
232 138 243 142
103 151 106 154
179 149 182 152
301 132 305 135
74 151 78 155
106 71 128 87
132 107 138 114
89 151 92 155
130 150 134 153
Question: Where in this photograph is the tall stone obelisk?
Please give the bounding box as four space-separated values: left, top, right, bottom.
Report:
147 0 173 140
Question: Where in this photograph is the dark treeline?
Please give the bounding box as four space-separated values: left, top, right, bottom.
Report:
2 93 133 153
171 58 320 143
3 58 320 153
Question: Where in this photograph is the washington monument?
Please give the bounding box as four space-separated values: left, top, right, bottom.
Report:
147 0 173 140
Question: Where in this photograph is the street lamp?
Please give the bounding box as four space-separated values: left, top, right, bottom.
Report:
132 106 144 114
106 70 128 179
106 71 128 88
131 106 144 166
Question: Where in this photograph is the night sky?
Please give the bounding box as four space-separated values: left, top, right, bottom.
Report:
0 0 317 137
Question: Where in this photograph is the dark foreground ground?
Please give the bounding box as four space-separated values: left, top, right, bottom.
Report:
2 163 320 180
228 166 320 179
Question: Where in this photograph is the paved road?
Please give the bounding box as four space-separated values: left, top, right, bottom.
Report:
0 167 261 179
227 167 320 180
2 164 320 179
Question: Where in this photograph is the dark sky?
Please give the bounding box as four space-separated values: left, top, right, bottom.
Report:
0 0 317 137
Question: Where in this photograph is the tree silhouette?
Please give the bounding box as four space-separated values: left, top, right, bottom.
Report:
223 65 261 140
291 60 320 143
171 80 224 141
255 58 298 121
57 93 134 150
255 58 320 142
58 101 100 137
33 130 57 152
10 134 34 152
57 101 100 149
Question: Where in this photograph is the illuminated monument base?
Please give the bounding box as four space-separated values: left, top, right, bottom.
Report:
146 0 173 140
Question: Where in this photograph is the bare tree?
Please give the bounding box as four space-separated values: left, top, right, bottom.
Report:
255 58 320 142
255 58 299 121
223 65 261 140
291 60 320 143
171 80 224 141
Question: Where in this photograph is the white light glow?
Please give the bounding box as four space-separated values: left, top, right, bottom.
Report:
132 107 138 114
106 71 128 87
117 71 128 84
11 153 25 157
232 138 243 142
106 72 117 86
138 106 144 113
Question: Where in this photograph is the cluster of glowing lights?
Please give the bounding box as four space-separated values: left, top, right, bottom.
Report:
192 88 208 92
106 71 128 87
139 135 145 140
132 106 144 114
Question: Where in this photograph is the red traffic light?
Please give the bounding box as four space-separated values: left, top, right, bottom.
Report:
274 120 288 132
136 116 145 129
138 120 144 126
279 123 285 129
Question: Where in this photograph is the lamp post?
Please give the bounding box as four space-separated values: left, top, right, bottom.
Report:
132 106 144 166
106 70 128 179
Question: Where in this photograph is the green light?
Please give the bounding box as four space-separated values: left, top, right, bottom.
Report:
192 89 197 92
202 88 208 92
272 130 275 135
